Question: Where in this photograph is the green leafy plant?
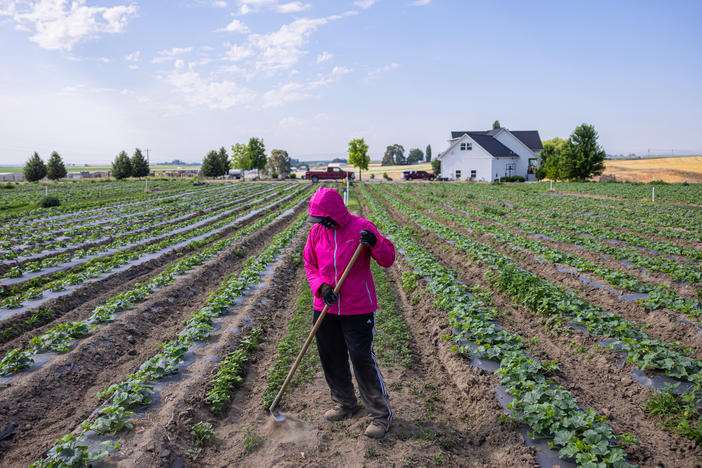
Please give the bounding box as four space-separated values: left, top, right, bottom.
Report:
191 421 218 447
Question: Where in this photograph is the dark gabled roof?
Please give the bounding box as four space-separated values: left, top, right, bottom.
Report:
451 131 471 139
466 132 519 158
510 130 543 151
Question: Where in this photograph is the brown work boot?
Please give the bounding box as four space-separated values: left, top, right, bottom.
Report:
323 405 359 422
363 420 389 439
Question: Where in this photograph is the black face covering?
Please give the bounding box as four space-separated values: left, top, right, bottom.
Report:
318 216 338 229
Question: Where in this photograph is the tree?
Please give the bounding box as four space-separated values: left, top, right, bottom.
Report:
348 138 370 180
493 120 501 129
431 159 441 176
425 144 432 162
563 124 606 180
202 150 222 178
112 151 132 179
267 149 291 178
382 144 405 165
407 148 424 163
230 142 250 180
216 147 230 176
381 146 394 166
46 151 67 181
24 152 47 182
539 137 567 180
247 137 267 177
131 148 150 177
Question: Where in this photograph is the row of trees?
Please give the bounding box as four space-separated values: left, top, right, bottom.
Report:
24 152 67 182
381 144 432 166
201 138 293 180
111 149 150 179
538 124 606 181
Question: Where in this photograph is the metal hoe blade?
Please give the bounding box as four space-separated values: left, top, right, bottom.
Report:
270 408 286 422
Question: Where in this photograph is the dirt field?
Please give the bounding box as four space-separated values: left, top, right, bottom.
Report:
2 180 700 468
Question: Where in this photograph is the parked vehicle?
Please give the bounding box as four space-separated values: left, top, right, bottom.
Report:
304 167 355 183
402 170 435 181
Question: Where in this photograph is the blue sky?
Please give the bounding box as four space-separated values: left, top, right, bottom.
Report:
0 0 701 165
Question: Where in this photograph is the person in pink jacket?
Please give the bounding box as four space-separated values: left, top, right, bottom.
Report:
303 187 395 439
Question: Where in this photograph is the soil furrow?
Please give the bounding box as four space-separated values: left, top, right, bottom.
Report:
0 203 306 466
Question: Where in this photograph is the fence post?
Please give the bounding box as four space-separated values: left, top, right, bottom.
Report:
652 186 655 202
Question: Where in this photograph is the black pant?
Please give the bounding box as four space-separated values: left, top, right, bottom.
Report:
313 310 392 427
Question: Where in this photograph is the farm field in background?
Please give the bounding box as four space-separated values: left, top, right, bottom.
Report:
601 156 702 183
0 179 700 467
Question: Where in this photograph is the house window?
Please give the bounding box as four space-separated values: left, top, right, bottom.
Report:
470 170 477 179
455 170 462 179
460 142 472 151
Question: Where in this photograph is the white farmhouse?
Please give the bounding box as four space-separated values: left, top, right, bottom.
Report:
438 128 543 181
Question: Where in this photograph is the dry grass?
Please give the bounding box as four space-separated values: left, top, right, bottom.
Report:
602 156 702 183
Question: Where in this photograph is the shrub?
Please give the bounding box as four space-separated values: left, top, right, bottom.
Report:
288 173 297 179
39 196 60 207
0 184 15 189
370 174 375 179
500 175 525 183
383 172 391 181
270 172 278 179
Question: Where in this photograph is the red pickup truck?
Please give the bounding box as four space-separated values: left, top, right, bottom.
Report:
402 170 435 181
305 166 355 182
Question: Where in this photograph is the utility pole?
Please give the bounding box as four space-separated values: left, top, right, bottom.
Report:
145 148 150 192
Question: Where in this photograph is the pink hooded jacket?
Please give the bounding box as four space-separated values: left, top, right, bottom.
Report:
303 187 395 315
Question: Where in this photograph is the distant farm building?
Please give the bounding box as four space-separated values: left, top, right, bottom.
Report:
438 128 543 182
0 173 24 182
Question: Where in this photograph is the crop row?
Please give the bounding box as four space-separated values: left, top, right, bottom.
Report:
0 184 250 257
531 181 702 205
0 179 200 214
30 212 308 467
0 183 233 241
1 179 209 224
420 185 702 284
360 184 635 467
372 185 702 389
460 183 702 243
0 184 272 270
0 189 310 377
0 184 303 309
494 188 702 245
390 185 701 318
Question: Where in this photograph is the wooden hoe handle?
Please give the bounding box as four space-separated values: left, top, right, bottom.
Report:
269 243 366 414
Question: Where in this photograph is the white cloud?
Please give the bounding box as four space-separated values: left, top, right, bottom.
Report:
224 43 254 61
316 51 332 63
1 0 137 51
353 0 375 8
308 66 351 89
234 0 310 15
128 64 139 70
152 47 193 63
216 18 249 33
279 116 304 128
262 82 307 108
212 1 227 7
59 83 119 96
248 16 329 72
274 1 310 13
125 50 140 62
265 66 351 107
409 0 430 5
162 64 256 110
364 62 399 82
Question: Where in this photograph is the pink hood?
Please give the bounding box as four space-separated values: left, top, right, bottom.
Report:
308 187 351 226
303 187 395 315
